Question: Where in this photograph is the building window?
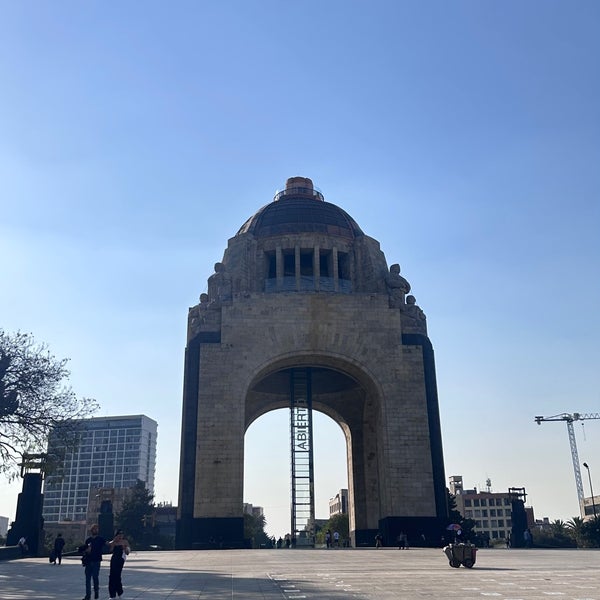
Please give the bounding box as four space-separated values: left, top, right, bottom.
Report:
464 499 472 507
338 252 350 280
300 250 313 276
266 252 276 279
320 251 331 277
283 252 295 277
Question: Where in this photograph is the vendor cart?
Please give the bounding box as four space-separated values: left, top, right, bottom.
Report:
443 542 477 568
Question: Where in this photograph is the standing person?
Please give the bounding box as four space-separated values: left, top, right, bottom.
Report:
325 530 331 548
107 529 130 599
80 524 107 600
333 530 340 548
18 536 28 556
53 533 65 565
375 533 383 548
397 531 407 549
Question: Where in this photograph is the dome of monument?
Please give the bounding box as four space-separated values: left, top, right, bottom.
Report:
237 177 364 240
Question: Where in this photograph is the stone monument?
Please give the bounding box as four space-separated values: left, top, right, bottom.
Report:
177 177 447 548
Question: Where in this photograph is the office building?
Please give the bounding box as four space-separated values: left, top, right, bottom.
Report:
449 475 535 542
329 489 348 517
43 414 157 523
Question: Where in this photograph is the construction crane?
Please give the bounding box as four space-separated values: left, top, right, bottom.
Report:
534 412 600 517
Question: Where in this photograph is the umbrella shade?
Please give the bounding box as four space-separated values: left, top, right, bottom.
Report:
446 524 462 531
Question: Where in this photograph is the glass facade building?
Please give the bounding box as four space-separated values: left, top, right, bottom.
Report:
43 415 157 523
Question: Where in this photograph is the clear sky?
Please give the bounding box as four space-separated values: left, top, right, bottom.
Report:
1 1 599 539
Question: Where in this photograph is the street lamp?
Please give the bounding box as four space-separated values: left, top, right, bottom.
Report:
582 462 598 520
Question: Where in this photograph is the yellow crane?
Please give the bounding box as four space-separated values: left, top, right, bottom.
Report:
534 412 600 517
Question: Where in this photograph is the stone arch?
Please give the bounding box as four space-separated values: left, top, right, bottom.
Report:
176 177 448 550
242 353 385 543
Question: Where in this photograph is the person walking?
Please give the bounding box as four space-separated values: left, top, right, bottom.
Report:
107 529 130 599
50 533 65 565
53 533 65 565
333 530 340 548
80 524 107 600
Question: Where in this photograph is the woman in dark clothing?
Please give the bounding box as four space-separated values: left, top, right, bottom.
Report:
107 529 130 599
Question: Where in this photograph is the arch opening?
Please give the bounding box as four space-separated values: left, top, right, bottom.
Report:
244 408 348 542
243 361 382 546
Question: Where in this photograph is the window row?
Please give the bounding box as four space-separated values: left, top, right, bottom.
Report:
465 508 511 518
463 497 511 507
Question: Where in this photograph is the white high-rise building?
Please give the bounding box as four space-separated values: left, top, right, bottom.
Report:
43 415 157 523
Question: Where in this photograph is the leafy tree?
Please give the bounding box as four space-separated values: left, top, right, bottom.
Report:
566 517 586 546
446 489 476 541
550 519 567 535
581 517 600 548
115 480 156 549
315 513 349 545
243 512 271 548
0 330 97 477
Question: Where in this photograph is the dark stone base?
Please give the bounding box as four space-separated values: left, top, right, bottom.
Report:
379 516 447 548
176 517 245 549
353 528 379 547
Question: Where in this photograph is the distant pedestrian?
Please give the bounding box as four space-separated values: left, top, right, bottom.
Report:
333 530 340 548
397 531 408 549
53 533 65 565
375 533 383 548
18 536 28 557
325 529 331 548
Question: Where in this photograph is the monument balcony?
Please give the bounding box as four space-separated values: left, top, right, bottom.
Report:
265 276 352 293
273 186 325 202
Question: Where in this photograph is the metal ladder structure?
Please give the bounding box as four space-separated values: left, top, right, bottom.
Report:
289 368 315 546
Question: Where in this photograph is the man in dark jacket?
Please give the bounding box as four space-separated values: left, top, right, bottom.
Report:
53 533 65 565
81 524 106 600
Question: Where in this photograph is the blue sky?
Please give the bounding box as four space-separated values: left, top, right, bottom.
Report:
1 1 599 538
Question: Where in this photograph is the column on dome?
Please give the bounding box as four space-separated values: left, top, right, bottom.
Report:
313 245 320 291
276 246 283 291
333 247 339 292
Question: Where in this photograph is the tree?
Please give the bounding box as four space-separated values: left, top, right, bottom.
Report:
115 480 156 549
0 330 97 477
566 516 586 546
315 513 349 546
446 489 476 541
581 517 600 548
243 511 271 548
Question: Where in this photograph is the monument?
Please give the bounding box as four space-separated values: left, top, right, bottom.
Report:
177 177 448 548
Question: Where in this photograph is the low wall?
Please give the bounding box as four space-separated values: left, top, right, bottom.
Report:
0 546 25 561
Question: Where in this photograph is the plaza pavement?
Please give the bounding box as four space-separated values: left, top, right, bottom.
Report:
1 547 599 600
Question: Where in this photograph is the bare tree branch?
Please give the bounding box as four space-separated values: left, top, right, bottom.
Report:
0 329 99 478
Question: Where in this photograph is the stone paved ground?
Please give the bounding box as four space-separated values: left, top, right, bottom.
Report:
1 547 599 600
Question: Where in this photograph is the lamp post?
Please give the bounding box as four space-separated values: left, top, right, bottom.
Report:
582 462 598 520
